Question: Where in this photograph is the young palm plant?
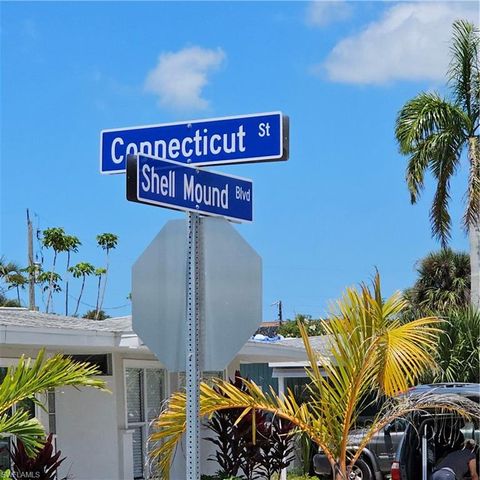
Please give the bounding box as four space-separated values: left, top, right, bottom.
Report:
395 20 480 307
422 307 480 384
0 350 107 456
149 274 466 480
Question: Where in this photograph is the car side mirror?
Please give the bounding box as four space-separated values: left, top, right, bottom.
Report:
384 423 393 434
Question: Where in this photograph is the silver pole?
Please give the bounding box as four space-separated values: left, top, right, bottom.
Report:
186 212 201 480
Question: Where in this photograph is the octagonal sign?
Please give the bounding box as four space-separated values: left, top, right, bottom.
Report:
132 217 262 372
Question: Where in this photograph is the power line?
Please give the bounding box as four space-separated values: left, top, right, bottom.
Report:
67 293 130 311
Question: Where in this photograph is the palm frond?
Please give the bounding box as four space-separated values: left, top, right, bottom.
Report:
378 317 442 395
0 350 108 416
0 410 45 456
396 94 466 213
425 307 480 383
396 93 467 245
428 136 458 246
448 20 480 126
396 93 466 154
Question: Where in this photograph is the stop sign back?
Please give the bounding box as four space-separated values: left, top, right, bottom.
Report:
132 217 262 371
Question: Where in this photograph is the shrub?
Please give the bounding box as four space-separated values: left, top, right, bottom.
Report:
10 434 65 480
204 372 295 480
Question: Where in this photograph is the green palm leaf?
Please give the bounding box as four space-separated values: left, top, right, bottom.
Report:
0 410 45 456
448 20 479 124
395 93 466 245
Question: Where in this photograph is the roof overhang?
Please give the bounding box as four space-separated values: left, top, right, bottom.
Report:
0 324 144 351
236 340 308 363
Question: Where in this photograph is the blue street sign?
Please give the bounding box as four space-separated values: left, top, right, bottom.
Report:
101 111 288 174
127 154 253 223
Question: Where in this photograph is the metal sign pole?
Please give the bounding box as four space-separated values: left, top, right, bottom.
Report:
186 211 201 480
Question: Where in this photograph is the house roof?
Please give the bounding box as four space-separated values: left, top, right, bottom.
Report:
0 308 138 350
0 309 327 366
277 335 332 351
0 308 133 333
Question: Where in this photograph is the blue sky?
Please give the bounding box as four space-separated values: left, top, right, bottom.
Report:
1 1 478 321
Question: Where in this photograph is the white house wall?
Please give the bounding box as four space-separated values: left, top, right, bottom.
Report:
55 376 120 480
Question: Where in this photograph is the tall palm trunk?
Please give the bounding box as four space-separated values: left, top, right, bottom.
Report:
45 252 57 313
469 136 480 310
95 274 102 316
65 251 72 316
73 276 86 317
96 252 109 320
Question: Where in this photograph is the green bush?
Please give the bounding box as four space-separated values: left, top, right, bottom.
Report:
278 314 325 338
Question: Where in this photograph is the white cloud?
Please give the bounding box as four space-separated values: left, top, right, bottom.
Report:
319 2 479 85
144 46 225 110
306 1 352 27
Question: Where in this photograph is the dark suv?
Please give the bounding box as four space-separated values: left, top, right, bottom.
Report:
391 383 480 480
313 383 480 480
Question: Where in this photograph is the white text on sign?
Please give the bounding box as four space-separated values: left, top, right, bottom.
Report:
113 126 247 164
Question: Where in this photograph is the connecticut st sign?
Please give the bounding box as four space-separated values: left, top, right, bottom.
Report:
101 111 289 173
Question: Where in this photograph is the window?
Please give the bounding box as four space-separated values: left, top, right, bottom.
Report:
125 366 166 480
0 437 10 471
69 354 112 375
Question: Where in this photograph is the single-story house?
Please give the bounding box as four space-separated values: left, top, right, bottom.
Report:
0 308 322 480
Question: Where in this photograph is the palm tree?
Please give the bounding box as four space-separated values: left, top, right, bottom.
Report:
82 309 109 320
149 274 461 480
405 248 470 316
395 20 479 308
0 293 20 307
7 273 28 305
95 233 118 319
93 267 106 318
42 228 68 313
0 259 27 305
36 271 62 311
68 262 95 316
0 350 106 455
